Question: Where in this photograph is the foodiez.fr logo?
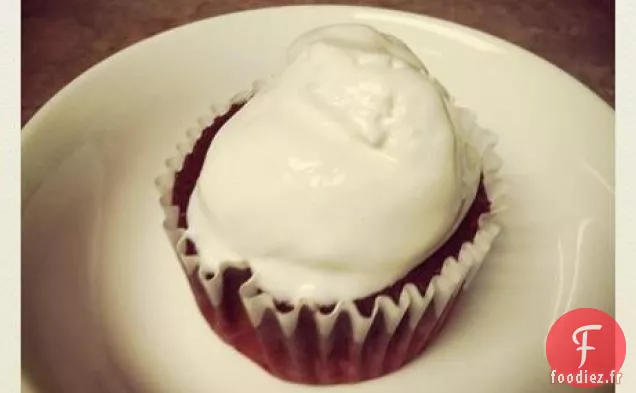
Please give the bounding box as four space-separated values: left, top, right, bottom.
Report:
546 308 626 388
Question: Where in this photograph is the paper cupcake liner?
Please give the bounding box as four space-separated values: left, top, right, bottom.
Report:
156 83 505 384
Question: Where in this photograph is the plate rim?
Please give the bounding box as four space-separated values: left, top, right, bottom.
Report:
21 4 613 143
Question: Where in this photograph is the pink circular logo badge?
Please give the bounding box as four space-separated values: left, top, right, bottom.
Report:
546 308 626 388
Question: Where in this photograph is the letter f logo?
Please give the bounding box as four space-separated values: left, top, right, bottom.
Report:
572 324 602 368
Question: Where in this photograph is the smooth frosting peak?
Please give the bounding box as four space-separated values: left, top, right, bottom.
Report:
187 24 482 304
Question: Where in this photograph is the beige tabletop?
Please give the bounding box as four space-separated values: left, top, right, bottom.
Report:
22 0 614 124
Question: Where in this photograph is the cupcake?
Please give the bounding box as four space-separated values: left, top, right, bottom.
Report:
157 24 504 385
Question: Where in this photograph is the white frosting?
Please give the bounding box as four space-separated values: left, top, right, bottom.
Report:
187 24 482 304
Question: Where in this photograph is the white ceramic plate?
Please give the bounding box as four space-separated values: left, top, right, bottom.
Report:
22 5 614 393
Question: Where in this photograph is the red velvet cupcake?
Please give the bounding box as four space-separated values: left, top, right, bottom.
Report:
157 24 504 385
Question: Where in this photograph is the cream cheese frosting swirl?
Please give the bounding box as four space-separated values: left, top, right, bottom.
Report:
187 24 483 304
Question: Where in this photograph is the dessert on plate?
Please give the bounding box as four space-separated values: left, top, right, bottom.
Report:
157 24 504 385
